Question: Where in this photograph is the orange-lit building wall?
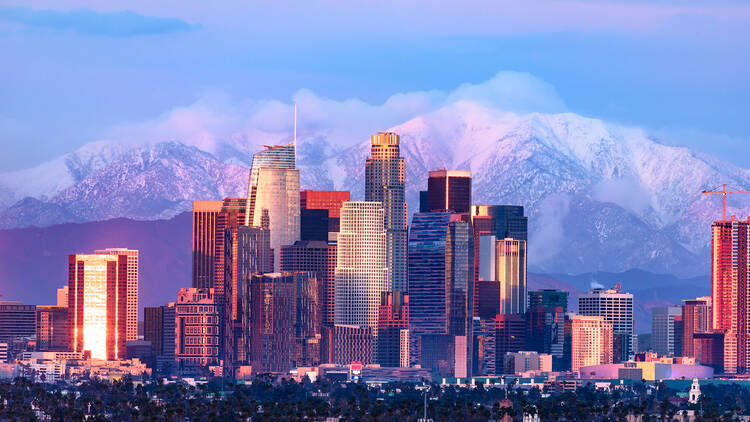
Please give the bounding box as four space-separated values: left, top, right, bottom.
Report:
300 190 350 218
68 254 127 360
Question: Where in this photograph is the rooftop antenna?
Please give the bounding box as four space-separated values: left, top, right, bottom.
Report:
293 100 297 166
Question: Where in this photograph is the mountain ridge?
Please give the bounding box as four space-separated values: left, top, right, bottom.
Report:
1 100 748 276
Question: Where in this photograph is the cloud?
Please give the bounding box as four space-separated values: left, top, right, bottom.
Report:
0 7 198 37
105 71 566 157
528 194 572 265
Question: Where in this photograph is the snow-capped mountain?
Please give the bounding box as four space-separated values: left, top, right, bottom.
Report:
1 100 748 276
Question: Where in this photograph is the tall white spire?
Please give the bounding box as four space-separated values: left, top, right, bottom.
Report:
293 100 297 165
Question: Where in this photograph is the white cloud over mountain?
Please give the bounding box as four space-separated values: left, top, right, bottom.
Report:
102 71 567 158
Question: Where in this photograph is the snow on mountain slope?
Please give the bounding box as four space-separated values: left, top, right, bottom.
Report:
1 100 748 275
0 140 130 209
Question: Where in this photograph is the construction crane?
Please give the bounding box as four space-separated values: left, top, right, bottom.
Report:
702 184 750 221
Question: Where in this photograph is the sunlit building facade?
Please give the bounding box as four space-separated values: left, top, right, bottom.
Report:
95 248 138 342
245 144 300 271
711 218 750 373
479 236 527 315
334 202 388 334
571 315 613 372
683 297 712 358
579 285 634 363
192 200 223 290
68 254 127 361
365 132 407 292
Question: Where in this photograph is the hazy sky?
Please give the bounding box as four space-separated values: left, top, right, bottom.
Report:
0 1 748 171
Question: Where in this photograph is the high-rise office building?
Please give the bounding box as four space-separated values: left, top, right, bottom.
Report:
281 241 330 326
36 306 68 351
216 198 247 319
446 220 474 377
144 303 176 363
683 297 712 358
408 212 453 341
95 248 139 342
0 302 36 349
175 288 220 368
426 169 471 214
245 144 300 271
68 254 127 360
407 212 474 376
300 190 350 233
578 284 634 362
651 305 682 356
190 197 247 372
334 202 388 338
192 200 224 290
377 291 409 367
470 205 528 241
527 290 568 368
711 218 750 373
478 236 527 315
470 205 527 317
294 272 322 367
248 273 297 373
57 286 68 308
571 315 613 372
365 132 407 292
229 223 272 365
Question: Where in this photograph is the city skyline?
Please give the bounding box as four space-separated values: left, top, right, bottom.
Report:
3 4 750 412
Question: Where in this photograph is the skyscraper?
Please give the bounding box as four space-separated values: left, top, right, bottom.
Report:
571 315 613 372
365 132 407 292
470 205 528 317
711 218 750 373
68 254 127 360
470 205 528 241
95 248 139 342
192 200 223 289
683 297 712 358
377 291 409 368
248 272 316 372
426 169 471 214
144 303 175 373
281 240 330 326
294 272 322 367
651 305 682 356
229 223 272 365
36 306 68 351
578 284 634 363
527 290 568 368
408 212 453 342
334 202 388 331
478 236 527 315
407 212 474 376
245 144 300 271
446 220 474 377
